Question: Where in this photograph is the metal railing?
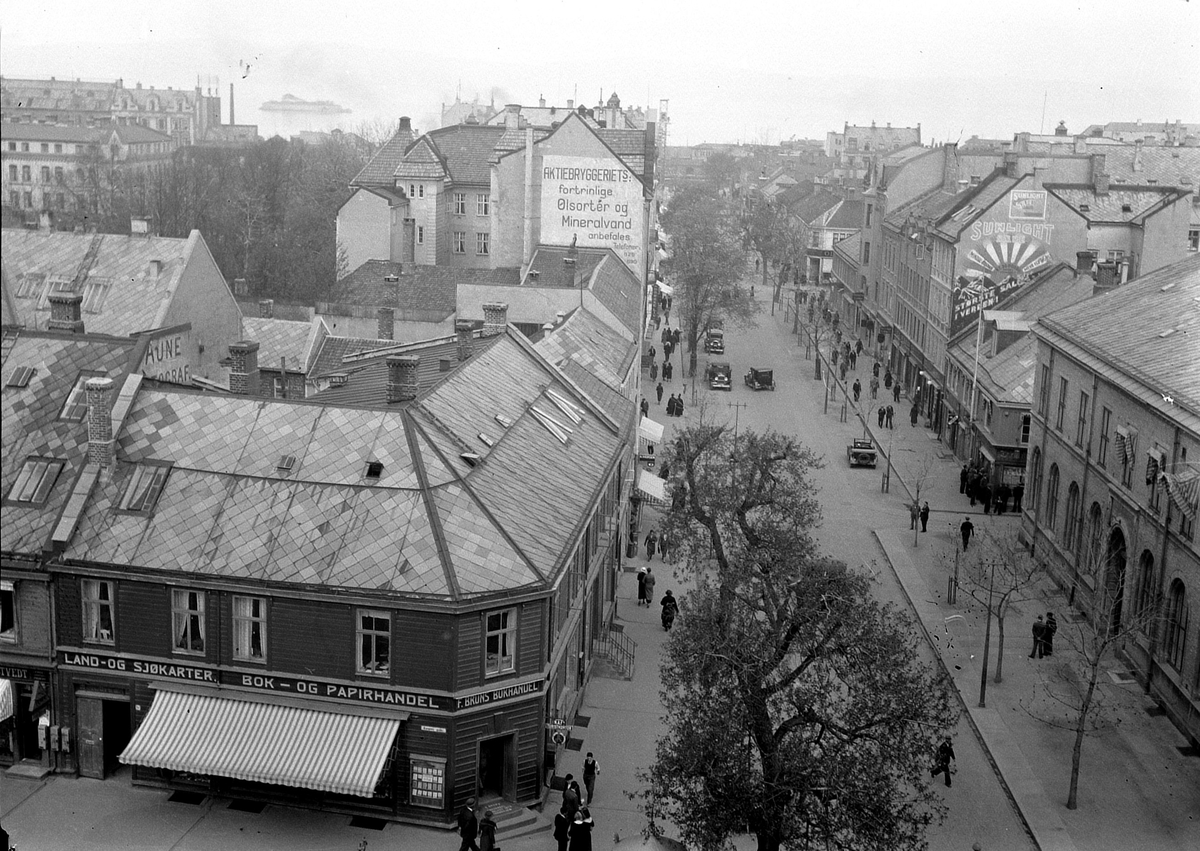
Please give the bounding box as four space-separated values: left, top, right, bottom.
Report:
593 624 635 679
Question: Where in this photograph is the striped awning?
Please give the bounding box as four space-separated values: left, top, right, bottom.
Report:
637 469 667 504
0 679 13 724
120 689 404 797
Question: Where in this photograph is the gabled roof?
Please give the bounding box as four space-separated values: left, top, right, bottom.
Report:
833 232 861 263
1036 253 1200 422
887 170 1022 241
519 246 642 336
404 125 509 186
351 125 417 188
1044 184 1190 224
329 260 518 316
0 123 103 143
308 333 405 379
535 307 637 405
787 188 841 224
1 330 136 555
242 316 327 373
817 199 865 231
108 123 174 145
1 228 202 335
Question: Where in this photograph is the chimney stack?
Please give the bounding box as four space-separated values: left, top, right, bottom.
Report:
228 341 260 396
504 103 521 130
1075 250 1096 276
48 293 85 333
1089 153 1107 184
1003 152 1020 179
556 311 567 325
1094 261 1119 293
258 298 274 319
386 355 420 403
455 320 475 361
377 307 395 341
86 377 115 466
1133 139 1144 172
1095 171 1110 196
482 302 509 336
398 116 412 137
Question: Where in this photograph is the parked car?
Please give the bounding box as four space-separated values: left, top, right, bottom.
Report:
846 438 878 467
744 367 775 391
704 328 725 354
707 361 732 390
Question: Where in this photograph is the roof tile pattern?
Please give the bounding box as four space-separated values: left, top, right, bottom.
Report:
1045 185 1186 223
242 317 315 372
352 128 417 187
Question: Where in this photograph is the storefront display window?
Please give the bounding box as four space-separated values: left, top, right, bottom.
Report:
409 755 446 808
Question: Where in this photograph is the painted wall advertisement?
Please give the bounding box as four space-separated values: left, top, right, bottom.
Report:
139 330 191 385
951 191 1055 337
540 155 645 278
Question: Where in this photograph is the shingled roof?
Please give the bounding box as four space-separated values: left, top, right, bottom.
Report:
351 124 417 188
329 260 519 316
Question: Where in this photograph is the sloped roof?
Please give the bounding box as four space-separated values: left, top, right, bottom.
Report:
1044 184 1188 223
525 247 607 287
0 124 102 143
1037 253 1200 420
833 232 861 263
788 188 842 224
330 260 519 315
1092 145 1200 187
535 307 637 398
393 136 447 181
819 199 865 231
886 170 1022 240
242 316 321 373
587 254 642 334
1 330 135 555
308 333 406 379
109 123 174 145
351 126 417 187
419 125 509 185
2 228 199 335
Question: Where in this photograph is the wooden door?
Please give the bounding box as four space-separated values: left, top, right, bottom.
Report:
77 697 105 779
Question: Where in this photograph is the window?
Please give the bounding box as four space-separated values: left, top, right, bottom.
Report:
1189 228 1199 252
61 371 104 420
5 142 13 152
54 167 63 183
272 376 285 398
476 232 490 256
1075 391 1089 446
1098 407 1111 467
82 579 114 644
1020 413 1031 444
417 184 425 198
1164 580 1188 671
452 231 467 254
21 143 29 153
1037 365 1050 416
40 166 50 182
1063 483 1080 552
54 143 63 153
8 191 17 207
7 458 65 505
862 241 871 265
7 164 15 182
1134 551 1155 622
21 165 31 182
172 589 206 654
1 580 15 643
357 610 390 675
865 204 873 227
233 596 266 662
477 193 490 216
40 143 49 153
485 609 516 676
22 192 31 208
120 463 170 512
1086 503 1104 563
416 225 424 245
452 192 466 215
1055 377 1068 431
1045 464 1060 531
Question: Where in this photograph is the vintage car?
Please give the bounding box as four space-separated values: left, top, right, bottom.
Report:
707 361 732 391
744 367 775 391
846 437 878 467
704 328 725 354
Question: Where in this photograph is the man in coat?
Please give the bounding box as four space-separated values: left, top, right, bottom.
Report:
930 737 956 787
553 807 572 851
457 797 480 851
920 502 930 532
1029 615 1047 659
656 382 664 404
960 517 974 551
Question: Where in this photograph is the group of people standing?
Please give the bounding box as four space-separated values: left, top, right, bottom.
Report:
959 464 1025 515
1030 612 1058 658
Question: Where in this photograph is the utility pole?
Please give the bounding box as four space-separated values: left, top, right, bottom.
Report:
979 559 996 708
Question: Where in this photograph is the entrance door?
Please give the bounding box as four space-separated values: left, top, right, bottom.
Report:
102 699 132 775
78 697 105 778
478 734 515 800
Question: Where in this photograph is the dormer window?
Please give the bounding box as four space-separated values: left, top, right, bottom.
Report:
120 463 171 512
6 458 65 506
365 460 384 480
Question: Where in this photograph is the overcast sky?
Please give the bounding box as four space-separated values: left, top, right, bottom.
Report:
3 0 1198 145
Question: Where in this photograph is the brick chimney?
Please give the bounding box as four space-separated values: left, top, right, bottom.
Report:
86 377 115 466
1089 153 1107 184
48 293 85 333
398 116 412 136
258 298 274 319
504 103 521 130
386 355 420 403
1075 250 1096 276
1003 152 1020 179
1095 171 1110 196
229 341 260 396
377 307 395 341
1133 139 1144 172
1094 261 1119 294
455 320 474 361
482 302 509 337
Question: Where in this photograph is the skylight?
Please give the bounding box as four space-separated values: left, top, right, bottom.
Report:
6 458 65 505
478 433 495 447
494 413 513 428
276 454 297 472
119 463 170 512
545 388 583 424
365 461 384 479
6 366 35 388
530 406 572 444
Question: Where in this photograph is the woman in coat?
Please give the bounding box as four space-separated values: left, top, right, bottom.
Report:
568 807 594 851
478 809 498 851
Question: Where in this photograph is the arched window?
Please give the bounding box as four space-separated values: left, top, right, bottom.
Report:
1046 464 1060 532
1064 483 1081 552
1087 503 1105 566
1029 447 1041 508
1135 550 1155 622
1164 579 1188 671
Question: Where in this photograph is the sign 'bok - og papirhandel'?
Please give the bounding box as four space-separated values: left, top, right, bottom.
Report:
541 155 645 278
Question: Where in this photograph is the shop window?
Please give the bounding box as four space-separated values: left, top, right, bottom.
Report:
1 580 16 643
485 608 517 676
453 192 466 215
233 596 266 662
83 579 115 644
120 463 171 513
172 589 206 655
1164 580 1188 671
409 756 446 808
357 609 390 676
6 458 65 506
477 193 490 216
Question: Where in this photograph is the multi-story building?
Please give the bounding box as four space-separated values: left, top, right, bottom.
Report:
824 121 922 179
1022 254 1200 748
1080 120 1199 147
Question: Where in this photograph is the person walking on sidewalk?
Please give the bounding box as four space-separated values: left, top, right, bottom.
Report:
870 375 879 399
852 379 861 402
1013 482 1025 513
931 737 956 787
643 567 657 606
920 502 930 532
893 382 902 403
886 404 895 429
644 529 657 561
649 360 658 381
554 806 572 851
640 397 650 418
1030 615 1047 659
457 798 480 851
1044 612 1058 656
873 361 881 379
960 517 974 551
656 382 664 404
478 809 498 851
582 752 599 804
569 808 595 851
878 406 886 428
960 465 969 494
562 774 581 820
884 369 893 389
980 481 992 515
910 401 920 427
910 501 920 530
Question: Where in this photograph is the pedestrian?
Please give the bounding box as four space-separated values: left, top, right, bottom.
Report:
840 360 848 381
959 465 968 494
884 370 893 389
909 501 920 530
569 808 595 851
562 774 581 819
478 809 498 851
640 397 650 419
886 404 895 429
980 482 992 515
920 501 930 532
457 797 480 851
960 517 974 551
873 361 881 378
1044 612 1057 656
664 361 672 381
644 529 657 562
649 360 658 381
849 349 857 370
870 376 879 399
910 402 920 427
1029 615 1046 659
852 379 861 402
1013 483 1025 513
856 338 864 355
582 752 599 804
637 565 647 605
893 382 902 403
832 349 839 366
930 737 956 787
675 395 686 417
878 406 886 428
672 328 681 345
656 382 664 404
643 567 656 606
553 807 572 851
996 483 1010 514
968 472 978 506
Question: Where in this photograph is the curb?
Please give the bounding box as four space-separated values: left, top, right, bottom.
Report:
870 528 1043 851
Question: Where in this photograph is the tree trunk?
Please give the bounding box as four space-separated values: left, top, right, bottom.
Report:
1067 666 1099 809
994 613 1006 683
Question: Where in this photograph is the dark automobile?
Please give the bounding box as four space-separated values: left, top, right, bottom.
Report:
847 438 878 467
744 367 775 391
707 361 732 391
704 328 725 354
